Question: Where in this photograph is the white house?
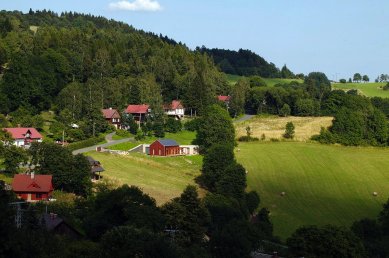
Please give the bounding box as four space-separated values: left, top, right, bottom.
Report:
3 127 43 147
164 100 184 119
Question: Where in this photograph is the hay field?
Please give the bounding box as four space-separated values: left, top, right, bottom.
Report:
235 116 333 141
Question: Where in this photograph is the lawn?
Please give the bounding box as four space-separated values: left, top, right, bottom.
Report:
235 115 333 141
236 141 389 239
108 130 196 151
87 152 202 204
225 73 303 87
332 82 388 98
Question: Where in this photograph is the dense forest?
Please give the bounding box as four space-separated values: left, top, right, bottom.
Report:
0 10 229 116
198 47 301 79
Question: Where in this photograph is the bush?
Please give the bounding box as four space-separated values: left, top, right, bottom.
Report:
283 122 295 139
116 129 130 138
184 118 201 131
165 118 182 133
237 136 259 142
311 127 335 144
279 104 291 117
66 135 105 152
339 79 347 83
383 83 389 91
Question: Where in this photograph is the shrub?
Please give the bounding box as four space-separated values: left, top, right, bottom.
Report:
165 118 182 133
184 118 201 131
279 104 291 117
66 135 105 152
311 127 335 144
339 79 347 83
116 129 130 138
237 136 259 142
283 122 295 139
383 83 389 91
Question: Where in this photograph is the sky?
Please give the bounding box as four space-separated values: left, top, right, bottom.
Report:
2 0 388 81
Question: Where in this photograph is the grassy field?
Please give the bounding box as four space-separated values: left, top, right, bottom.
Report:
225 73 303 87
235 115 333 141
332 82 388 98
236 141 389 239
108 130 196 150
88 152 202 204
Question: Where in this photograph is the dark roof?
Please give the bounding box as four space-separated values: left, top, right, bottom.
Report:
91 166 105 173
12 174 53 193
86 156 99 165
42 213 64 231
157 139 179 146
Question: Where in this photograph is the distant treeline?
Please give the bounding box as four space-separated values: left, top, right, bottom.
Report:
198 47 303 79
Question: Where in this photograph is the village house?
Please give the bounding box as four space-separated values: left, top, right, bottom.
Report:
102 108 121 129
86 156 105 180
164 100 185 119
217 95 231 109
40 213 82 238
125 104 150 123
4 127 43 147
12 173 53 202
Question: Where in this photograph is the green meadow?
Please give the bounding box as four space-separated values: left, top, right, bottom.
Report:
236 141 389 239
332 82 388 98
88 151 202 205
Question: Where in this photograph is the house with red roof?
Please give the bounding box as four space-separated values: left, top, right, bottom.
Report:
164 100 184 119
4 127 43 147
102 108 121 129
124 104 150 123
12 173 53 202
217 95 231 109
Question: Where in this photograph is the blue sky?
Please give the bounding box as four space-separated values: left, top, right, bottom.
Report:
2 0 388 81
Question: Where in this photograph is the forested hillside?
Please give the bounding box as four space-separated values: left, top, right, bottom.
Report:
198 47 300 79
0 10 228 117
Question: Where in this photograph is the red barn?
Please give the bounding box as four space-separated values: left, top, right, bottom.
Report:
12 174 53 202
149 139 180 156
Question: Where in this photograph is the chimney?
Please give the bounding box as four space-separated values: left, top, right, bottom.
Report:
31 172 34 179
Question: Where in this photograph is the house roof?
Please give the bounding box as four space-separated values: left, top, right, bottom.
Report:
125 104 150 114
156 139 179 147
217 95 231 102
102 108 120 119
42 213 64 231
12 174 53 193
164 100 183 110
4 128 42 140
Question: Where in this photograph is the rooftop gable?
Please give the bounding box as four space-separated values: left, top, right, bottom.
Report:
12 174 53 193
157 139 179 147
125 104 150 114
101 108 120 119
4 128 43 140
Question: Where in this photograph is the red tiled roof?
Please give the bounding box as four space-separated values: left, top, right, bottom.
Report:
218 95 231 102
102 108 120 119
125 104 150 114
12 174 53 193
4 128 42 140
164 100 183 110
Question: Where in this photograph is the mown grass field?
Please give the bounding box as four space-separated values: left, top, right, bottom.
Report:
235 115 333 141
88 152 202 204
236 141 389 239
332 82 388 98
225 73 303 87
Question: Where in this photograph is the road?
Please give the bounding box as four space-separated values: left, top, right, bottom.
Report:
234 114 254 123
72 133 134 155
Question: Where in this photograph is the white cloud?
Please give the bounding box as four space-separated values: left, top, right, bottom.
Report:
109 0 162 12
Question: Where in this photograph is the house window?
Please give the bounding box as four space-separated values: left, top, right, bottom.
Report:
36 193 42 199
